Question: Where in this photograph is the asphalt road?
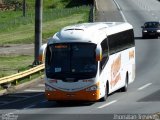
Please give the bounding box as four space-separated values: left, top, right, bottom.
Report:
0 0 160 120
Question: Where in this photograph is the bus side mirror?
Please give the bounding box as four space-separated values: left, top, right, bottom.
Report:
96 45 102 61
39 43 47 63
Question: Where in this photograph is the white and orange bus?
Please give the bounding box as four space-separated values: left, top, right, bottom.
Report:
44 22 135 102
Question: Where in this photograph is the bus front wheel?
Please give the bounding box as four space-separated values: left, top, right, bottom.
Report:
100 83 108 102
121 73 128 92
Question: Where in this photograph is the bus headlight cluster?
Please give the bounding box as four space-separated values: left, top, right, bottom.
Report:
45 85 56 91
86 85 98 91
157 30 160 33
143 30 147 32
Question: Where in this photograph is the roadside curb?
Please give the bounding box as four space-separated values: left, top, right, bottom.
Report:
0 75 44 96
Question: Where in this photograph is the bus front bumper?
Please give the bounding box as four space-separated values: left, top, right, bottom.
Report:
45 89 100 101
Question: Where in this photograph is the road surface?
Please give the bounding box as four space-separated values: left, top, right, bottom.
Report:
0 0 160 120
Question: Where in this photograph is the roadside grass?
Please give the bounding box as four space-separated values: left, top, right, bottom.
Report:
0 9 90 77
42 13 88 42
17 0 92 9
16 72 43 85
0 7 89 33
24 0 71 9
0 10 23 23
0 55 33 77
0 6 90 45
0 13 88 44
0 7 90 77
0 0 92 78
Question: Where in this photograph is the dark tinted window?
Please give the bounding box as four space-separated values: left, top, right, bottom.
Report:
100 39 109 70
45 43 97 79
144 22 160 28
108 29 134 55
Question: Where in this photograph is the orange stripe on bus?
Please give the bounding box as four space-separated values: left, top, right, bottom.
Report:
45 84 100 101
129 50 135 60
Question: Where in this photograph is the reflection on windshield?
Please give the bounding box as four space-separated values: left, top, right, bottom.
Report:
45 43 97 79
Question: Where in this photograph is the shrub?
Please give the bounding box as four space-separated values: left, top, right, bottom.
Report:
3 0 22 10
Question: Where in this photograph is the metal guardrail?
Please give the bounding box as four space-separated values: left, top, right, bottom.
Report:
0 64 45 85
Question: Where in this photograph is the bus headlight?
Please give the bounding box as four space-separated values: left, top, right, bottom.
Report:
45 85 56 91
143 30 147 32
86 85 98 91
157 30 160 33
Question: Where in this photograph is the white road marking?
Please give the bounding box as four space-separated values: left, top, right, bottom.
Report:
7 94 30 98
138 83 152 91
24 89 44 92
40 100 48 103
97 100 117 108
113 0 127 22
23 104 36 109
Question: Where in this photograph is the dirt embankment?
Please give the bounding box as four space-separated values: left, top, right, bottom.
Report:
0 44 34 56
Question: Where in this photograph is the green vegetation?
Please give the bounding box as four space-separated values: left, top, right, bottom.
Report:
0 55 33 77
0 0 92 44
0 0 93 77
16 71 44 85
0 6 90 44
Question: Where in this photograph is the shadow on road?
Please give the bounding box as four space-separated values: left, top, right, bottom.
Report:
0 92 94 110
0 85 130 110
135 36 160 40
0 92 44 109
135 37 143 40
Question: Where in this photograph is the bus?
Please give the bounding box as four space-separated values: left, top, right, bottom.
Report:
44 22 135 102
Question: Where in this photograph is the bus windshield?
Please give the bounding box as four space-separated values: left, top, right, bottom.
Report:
45 43 97 79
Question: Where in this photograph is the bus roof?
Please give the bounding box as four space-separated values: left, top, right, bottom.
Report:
48 22 133 44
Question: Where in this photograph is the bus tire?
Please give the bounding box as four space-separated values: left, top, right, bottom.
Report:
100 82 108 102
121 73 128 92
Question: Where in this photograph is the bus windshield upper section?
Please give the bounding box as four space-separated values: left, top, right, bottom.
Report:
45 43 98 79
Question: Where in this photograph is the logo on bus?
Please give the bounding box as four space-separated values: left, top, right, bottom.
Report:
110 55 121 88
129 50 134 60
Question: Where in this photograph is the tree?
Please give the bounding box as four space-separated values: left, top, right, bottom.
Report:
3 0 22 11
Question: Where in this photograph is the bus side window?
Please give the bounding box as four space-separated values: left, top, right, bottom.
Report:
108 29 134 55
100 38 109 72
46 46 52 66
